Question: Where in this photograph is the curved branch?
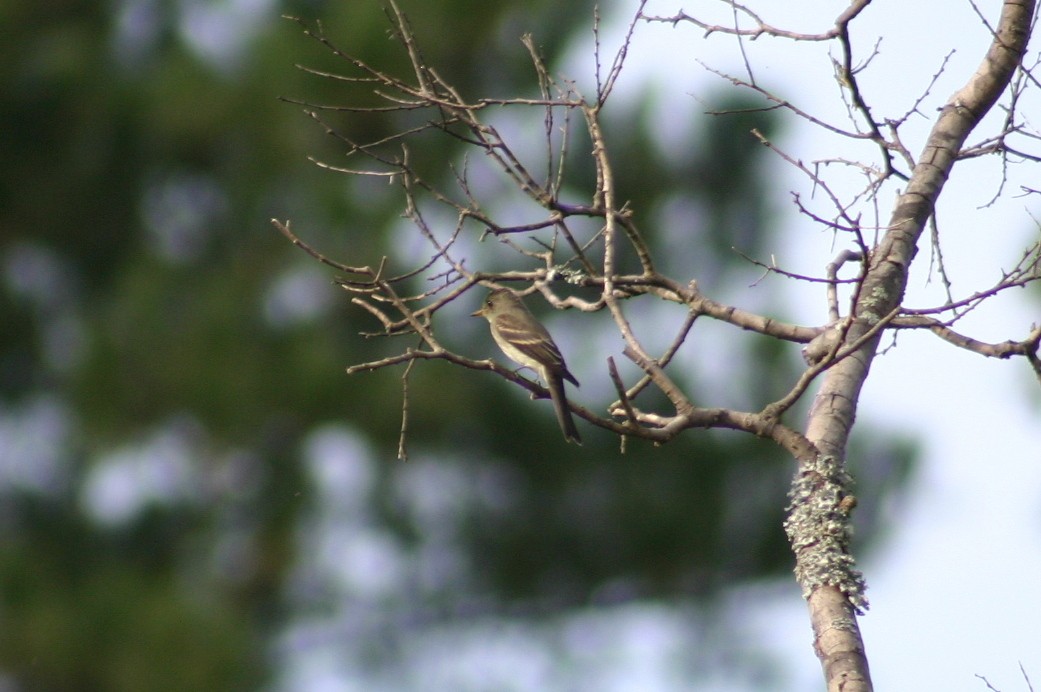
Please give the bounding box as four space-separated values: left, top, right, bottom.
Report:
641 0 872 42
895 317 1041 361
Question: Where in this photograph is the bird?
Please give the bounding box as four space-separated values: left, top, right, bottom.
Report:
471 288 582 444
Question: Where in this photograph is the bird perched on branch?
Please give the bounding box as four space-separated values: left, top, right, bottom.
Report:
472 289 582 444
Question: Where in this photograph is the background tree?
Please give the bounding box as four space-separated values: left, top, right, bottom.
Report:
0 0 1037 690
276 1 1040 690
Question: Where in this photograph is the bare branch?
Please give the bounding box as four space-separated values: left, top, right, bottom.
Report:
397 359 415 461
826 250 866 322
598 0 649 105
272 218 372 273
641 0 872 42
894 317 1041 361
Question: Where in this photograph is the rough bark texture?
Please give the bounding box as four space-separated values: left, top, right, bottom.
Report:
796 2 1036 690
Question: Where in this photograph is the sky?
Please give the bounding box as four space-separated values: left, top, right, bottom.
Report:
603 1 1041 690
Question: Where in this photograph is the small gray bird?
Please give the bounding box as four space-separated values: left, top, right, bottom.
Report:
472 289 582 444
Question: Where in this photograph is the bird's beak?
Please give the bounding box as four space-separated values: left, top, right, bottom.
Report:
471 306 485 317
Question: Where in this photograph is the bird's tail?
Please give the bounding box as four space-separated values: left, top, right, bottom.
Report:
547 374 582 445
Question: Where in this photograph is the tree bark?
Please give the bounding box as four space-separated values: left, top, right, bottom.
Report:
796 2 1036 690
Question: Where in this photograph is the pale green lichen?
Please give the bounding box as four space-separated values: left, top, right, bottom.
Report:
556 266 586 284
859 285 890 324
783 454 869 614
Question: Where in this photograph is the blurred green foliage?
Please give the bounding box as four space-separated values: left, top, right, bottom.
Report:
0 0 913 688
